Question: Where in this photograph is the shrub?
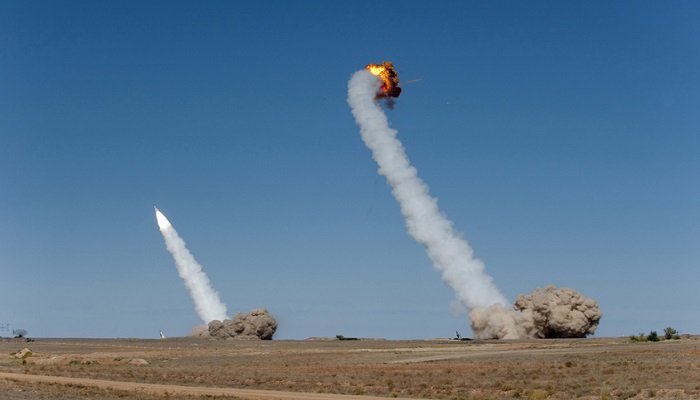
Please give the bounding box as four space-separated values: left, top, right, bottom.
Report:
647 331 660 342
629 333 647 342
663 327 681 340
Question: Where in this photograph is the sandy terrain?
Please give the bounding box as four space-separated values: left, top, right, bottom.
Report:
1 336 699 399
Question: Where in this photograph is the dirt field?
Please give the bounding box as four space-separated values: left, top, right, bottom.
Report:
1 336 699 399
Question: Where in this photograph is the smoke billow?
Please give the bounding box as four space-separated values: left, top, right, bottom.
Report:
348 69 602 340
190 308 277 340
470 286 602 339
155 208 228 324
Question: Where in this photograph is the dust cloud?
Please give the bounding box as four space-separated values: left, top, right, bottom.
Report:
470 286 602 339
190 308 277 340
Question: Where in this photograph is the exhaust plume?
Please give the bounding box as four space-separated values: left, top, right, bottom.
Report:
155 207 228 324
347 68 508 315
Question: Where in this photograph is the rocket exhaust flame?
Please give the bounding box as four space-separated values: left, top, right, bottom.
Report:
347 66 602 339
155 207 228 324
155 207 171 229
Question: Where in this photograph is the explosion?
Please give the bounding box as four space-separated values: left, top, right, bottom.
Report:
365 61 402 104
190 308 278 340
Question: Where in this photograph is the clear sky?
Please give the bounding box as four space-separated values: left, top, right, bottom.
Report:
1 1 698 340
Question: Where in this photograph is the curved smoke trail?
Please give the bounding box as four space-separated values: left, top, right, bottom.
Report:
348 69 604 340
347 69 508 313
155 208 228 324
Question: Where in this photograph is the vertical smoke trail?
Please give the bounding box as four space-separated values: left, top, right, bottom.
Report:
347 69 509 313
155 207 228 324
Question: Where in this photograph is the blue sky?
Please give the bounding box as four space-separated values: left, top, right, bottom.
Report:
1 1 698 339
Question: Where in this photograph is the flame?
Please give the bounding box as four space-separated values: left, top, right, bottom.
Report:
155 208 172 230
367 64 386 76
365 61 402 100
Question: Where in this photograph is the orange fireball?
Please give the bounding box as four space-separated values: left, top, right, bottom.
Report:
365 61 402 99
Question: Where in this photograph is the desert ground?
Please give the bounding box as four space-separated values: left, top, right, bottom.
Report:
1 335 699 400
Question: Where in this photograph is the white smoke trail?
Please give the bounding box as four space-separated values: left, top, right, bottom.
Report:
155 208 228 324
347 69 508 314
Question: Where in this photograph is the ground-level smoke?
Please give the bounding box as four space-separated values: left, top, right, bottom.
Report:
155 207 228 324
470 286 602 339
347 68 602 339
190 308 277 340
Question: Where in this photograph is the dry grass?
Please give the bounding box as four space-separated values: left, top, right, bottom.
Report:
0 378 245 400
1 336 699 399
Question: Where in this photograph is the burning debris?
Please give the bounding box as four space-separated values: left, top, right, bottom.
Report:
190 308 277 340
470 286 603 339
365 62 402 108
